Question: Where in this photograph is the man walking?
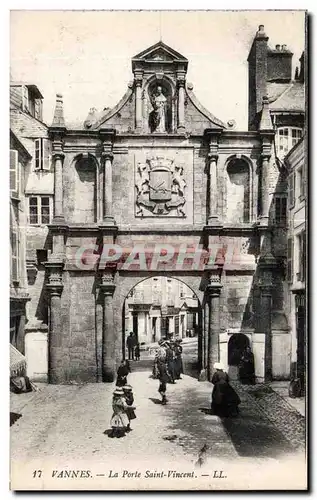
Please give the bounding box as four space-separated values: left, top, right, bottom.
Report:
127 332 135 361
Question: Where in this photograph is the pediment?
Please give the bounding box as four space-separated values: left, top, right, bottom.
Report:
132 41 188 64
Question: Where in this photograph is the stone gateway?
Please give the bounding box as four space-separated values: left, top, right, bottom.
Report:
12 29 304 385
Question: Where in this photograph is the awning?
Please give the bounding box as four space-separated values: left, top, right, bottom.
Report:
10 344 26 377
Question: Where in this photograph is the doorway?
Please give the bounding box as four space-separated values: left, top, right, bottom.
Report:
228 333 250 380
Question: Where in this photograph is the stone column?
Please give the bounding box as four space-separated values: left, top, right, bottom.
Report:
207 153 219 225
53 152 65 221
260 153 271 222
100 273 116 382
203 300 209 368
205 268 223 382
177 77 185 131
135 75 143 131
46 261 64 384
207 289 222 381
102 152 114 224
259 279 273 381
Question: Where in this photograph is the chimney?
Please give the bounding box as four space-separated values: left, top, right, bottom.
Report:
267 43 293 83
51 93 66 128
247 25 269 130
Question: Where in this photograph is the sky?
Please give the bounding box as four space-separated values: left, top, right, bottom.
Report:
10 10 305 130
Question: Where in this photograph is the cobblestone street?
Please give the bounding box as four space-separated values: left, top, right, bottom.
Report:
10 372 307 490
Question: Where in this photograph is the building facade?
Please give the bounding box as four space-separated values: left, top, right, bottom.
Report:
10 82 53 381
125 277 199 345
11 24 306 384
285 137 306 395
10 131 31 360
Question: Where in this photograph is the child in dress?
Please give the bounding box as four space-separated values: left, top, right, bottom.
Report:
123 385 136 431
110 387 130 437
134 343 140 361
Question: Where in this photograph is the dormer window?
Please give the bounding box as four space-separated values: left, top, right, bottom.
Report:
276 127 303 156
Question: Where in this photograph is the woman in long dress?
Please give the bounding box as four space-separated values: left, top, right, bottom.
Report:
211 362 241 417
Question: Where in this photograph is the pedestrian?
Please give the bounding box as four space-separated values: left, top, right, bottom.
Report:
134 342 140 361
239 346 256 385
116 359 130 387
123 385 136 431
127 332 135 360
211 362 240 417
110 388 130 438
174 338 184 380
156 340 169 404
166 341 175 384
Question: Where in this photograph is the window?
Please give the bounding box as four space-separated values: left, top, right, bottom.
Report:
276 127 303 157
287 238 293 283
10 204 19 283
28 196 52 225
297 167 305 199
10 150 19 198
274 196 287 225
289 171 295 208
34 99 42 120
22 85 29 111
34 138 50 171
297 231 306 282
10 230 18 282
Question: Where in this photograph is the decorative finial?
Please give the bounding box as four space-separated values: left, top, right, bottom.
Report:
51 93 66 128
259 95 273 132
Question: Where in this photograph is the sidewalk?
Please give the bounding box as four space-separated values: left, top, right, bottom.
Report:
269 381 305 417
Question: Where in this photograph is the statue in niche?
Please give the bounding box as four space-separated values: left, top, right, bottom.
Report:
149 85 167 133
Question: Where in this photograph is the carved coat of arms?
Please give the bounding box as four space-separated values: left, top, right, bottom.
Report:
135 156 186 217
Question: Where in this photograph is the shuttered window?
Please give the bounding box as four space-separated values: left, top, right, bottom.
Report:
10 150 19 197
297 231 306 282
10 231 18 282
22 85 29 111
289 172 295 208
10 204 19 283
287 238 293 283
34 138 50 170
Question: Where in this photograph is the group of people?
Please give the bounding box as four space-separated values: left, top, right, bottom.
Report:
111 340 255 431
126 332 140 361
110 360 136 438
152 336 184 405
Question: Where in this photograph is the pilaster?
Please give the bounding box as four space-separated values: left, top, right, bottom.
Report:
45 260 65 384
134 72 143 131
204 129 223 229
100 272 116 382
99 128 117 229
177 71 186 131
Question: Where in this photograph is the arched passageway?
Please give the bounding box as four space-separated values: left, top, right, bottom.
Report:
122 276 202 378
